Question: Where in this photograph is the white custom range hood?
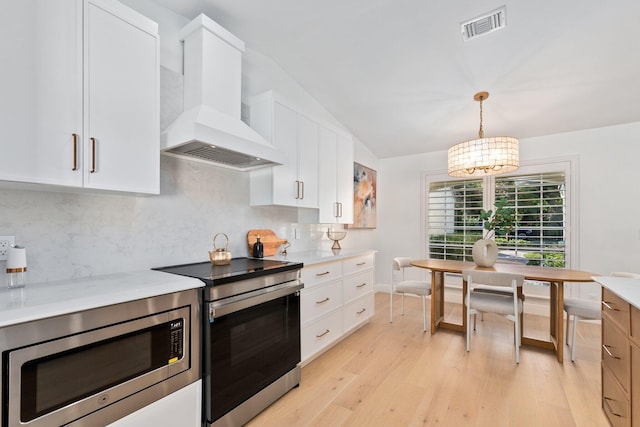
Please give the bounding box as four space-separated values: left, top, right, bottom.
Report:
161 14 285 170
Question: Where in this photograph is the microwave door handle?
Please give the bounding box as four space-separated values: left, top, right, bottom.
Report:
209 283 303 321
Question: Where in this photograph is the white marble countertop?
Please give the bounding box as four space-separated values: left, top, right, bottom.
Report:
266 249 377 266
594 276 640 308
0 270 203 327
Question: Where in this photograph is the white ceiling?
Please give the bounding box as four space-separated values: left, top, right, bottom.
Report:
150 0 640 159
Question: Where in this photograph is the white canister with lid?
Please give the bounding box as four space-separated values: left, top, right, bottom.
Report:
6 244 27 288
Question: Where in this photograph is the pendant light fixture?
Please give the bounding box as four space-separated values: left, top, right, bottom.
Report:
447 91 519 177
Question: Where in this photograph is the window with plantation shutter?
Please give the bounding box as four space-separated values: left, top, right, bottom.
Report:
428 179 483 261
494 172 566 267
426 161 572 268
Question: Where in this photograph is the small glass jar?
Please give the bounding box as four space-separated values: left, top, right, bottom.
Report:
6 245 27 288
6 269 26 288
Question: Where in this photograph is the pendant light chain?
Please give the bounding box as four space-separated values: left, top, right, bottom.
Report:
478 94 484 139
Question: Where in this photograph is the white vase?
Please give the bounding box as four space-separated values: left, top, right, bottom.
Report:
472 238 498 267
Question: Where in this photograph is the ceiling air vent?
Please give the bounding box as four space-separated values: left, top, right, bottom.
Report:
461 6 506 41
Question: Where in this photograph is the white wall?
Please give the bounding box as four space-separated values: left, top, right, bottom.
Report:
377 121 640 299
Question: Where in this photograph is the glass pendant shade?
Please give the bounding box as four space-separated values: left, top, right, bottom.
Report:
447 91 519 177
448 136 519 177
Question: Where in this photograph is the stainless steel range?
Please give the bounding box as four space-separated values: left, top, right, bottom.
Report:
154 258 303 427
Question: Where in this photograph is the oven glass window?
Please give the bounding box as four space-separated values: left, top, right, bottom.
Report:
19 320 181 422
208 293 300 422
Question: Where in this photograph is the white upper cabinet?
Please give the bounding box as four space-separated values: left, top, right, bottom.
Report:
249 91 319 208
318 126 354 224
0 0 159 194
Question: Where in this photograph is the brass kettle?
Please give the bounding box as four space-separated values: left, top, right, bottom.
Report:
209 233 232 265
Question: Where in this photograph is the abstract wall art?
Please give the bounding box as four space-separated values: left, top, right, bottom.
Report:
351 162 377 228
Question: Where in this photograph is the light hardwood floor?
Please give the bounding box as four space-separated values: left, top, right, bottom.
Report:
247 292 608 427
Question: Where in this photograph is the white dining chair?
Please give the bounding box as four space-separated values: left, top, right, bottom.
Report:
464 269 525 364
564 271 640 361
390 257 431 332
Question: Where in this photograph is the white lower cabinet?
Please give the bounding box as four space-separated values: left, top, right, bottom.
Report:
301 309 343 362
343 292 375 332
300 252 376 363
107 380 201 427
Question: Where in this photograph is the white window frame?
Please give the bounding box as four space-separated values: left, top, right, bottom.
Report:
422 156 579 269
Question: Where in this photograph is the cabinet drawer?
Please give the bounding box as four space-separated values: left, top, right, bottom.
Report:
343 293 375 333
301 281 342 325
630 306 640 346
343 254 375 275
603 287 631 334
602 365 630 427
301 310 343 362
302 261 342 288
343 270 374 303
603 317 631 393
632 342 640 425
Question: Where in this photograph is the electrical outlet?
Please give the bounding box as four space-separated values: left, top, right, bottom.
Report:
0 236 15 261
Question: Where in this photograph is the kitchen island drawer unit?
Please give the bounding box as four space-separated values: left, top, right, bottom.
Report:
603 365 631 427
602 313 631 394
596 277 640 427
603 287 631 333
299 251 376 363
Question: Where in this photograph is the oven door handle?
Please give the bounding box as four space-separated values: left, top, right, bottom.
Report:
209 282 303 321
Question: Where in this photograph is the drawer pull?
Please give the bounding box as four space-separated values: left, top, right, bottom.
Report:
316 297 330 304
316 329 330 338
356 262 367 266
316 271 330 277
356 308 367 315
90 137 96 173
602 301 619 311
603 344 621 360
72 133 78 171
356 282 367 288
603 396 624 417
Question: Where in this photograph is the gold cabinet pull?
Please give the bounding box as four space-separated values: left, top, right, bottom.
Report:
356 308 367 315
315 297 330 304
316 329 330 338
602 344 621 360
90 137 96 173
603 396 624 417
295 180 300 199
356 262 367 266
356 283 367 288
316 271 330 277
72 133 78 171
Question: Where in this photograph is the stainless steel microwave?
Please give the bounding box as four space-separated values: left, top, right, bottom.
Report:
0 288 201 427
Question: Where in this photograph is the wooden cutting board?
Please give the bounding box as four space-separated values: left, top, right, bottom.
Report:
247 229 288 256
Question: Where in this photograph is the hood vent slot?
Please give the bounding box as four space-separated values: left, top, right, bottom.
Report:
462 6 506 41
170 141 273 169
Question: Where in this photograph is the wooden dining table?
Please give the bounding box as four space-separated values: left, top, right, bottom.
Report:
411 259 598 362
